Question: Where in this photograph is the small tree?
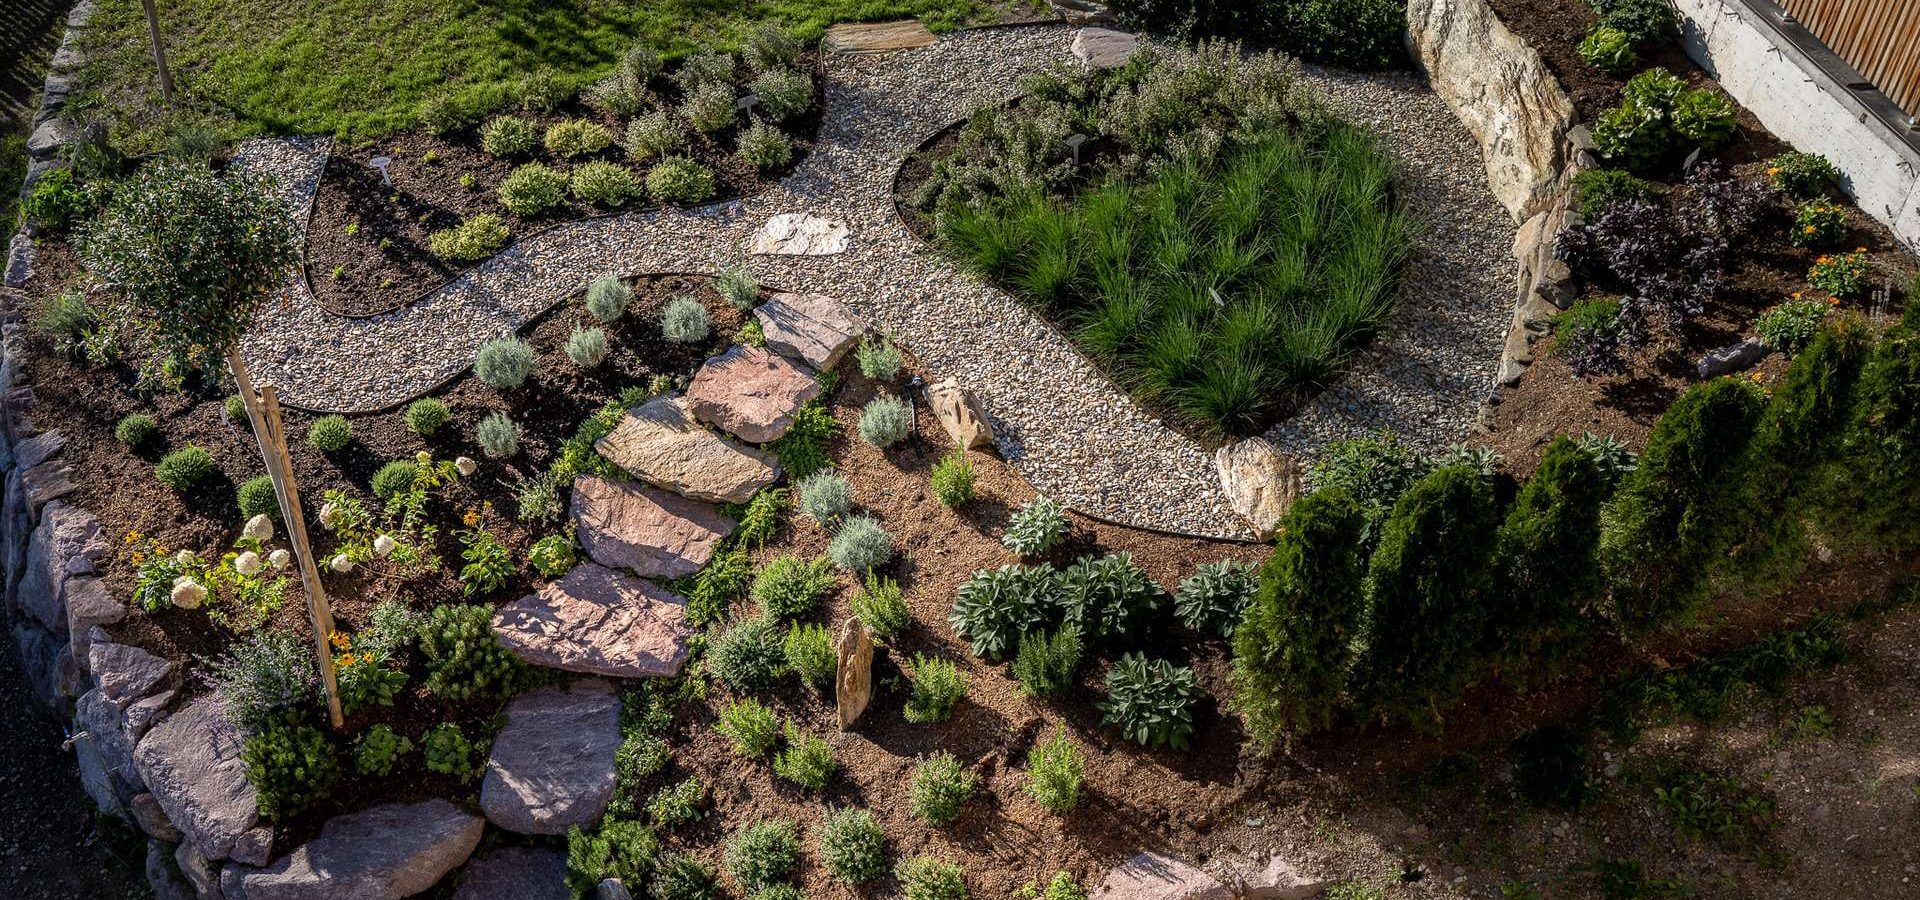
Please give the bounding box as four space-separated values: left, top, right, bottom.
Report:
1734 319 1870 580
1600 378 1766 635
81 161 342 725
1229 487 1368 748
1492 435 1613 671
1349 465 1501 726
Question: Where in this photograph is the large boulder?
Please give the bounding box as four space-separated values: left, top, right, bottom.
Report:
453 847 570 900
754 292 867 371
572 476 734 579
1212 438 1299 539
75 687 142 817
595 396 780 503
684 345 822 442
65 575 125 664
1071 27 1141 68
132 698 258 861
1406 0 1576 222
493 563 693 678
17 499 104 636
1093 852 1233 900
89 638 177 710
481 679 622 834
220 798 483 900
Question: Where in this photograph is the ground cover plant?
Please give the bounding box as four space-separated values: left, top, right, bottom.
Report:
908 42 1409 437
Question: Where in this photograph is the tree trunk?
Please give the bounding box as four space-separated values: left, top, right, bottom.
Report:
228 349 344 729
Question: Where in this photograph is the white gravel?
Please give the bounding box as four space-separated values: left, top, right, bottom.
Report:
230 24 1516 540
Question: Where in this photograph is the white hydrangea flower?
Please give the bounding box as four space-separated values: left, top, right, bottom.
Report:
455 456 477 477
318 502 340 529
243 514 275 543
174 549 195 567
373 534 396 558
170 576 206 609
233 551 263 577
268 549 291 570
329 554 356 573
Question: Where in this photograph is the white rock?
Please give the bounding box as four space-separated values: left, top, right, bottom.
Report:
455 457 477 476
746 212 849 256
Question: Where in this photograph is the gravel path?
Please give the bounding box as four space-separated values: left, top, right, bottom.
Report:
231 24 1515 540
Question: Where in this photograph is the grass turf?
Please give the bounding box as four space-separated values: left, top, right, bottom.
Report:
77 0 1017 146
943 120 1410 438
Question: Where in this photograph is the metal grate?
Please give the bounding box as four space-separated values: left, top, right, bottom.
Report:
1780 0 1920 119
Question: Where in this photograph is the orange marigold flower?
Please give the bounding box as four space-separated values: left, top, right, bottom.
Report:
1804 225 1816 233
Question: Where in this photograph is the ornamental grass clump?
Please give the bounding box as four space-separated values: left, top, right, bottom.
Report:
908 752 977 825
716 267 760 310
661 296 712 343
856 335 903 381
828 514 893 573
475 336 536 389
566 326 610 367
858 395 913 446
1101 653 1199 749
819 808 887 885
1002 496 1067 556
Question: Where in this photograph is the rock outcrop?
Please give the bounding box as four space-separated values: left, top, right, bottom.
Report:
493 563 694 678
596 396 780 504
132 699 259 861
220 798 483 900
572 475 734 578
481 679 623 834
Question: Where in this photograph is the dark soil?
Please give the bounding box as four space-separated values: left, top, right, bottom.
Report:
306 58 822 318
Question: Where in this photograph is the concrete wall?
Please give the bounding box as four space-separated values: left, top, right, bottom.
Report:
1672 0 1920 251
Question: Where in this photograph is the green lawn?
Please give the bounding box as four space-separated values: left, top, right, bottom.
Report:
79 0 1016 147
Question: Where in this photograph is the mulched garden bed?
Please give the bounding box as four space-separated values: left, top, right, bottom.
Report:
305 55 823 318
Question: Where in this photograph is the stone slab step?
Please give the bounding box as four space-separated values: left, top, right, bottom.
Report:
822 20 936 55
595 395 780 504
684 345 822 442
573 475 735 579
492 563 694 678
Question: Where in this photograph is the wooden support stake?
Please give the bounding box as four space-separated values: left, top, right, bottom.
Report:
228 349 344 729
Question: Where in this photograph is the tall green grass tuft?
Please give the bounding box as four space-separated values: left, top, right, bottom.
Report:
942 122 1408 438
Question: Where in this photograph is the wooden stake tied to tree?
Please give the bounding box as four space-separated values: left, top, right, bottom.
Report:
81 159 342 727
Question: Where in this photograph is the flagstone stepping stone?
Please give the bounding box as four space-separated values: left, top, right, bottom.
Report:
454 847 570 900
572 475 734 578
746 212 849 255
596 396 779 504
480 680 622 834
822 20 936 55
755 292 867 371
1071 27 1142 68
492 563 693 678
220 798 483 900
133 698 257 862
685 345 823 442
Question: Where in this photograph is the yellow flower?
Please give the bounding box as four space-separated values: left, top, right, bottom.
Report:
1791 291 1802 300
462 509 481 527
328 631 350 651
1766 166 1781 176
1750 371 1764 382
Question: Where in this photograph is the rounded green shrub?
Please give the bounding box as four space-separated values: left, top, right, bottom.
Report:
852 574 911 638
1572 168 1657 218
902 654 967 724
236 474 280 520
715 697 781 757
750 69 813 122
405 398 452 436
897 857 967 900
1493 436 1613 669
683 82 738 133
1172 559 1256 637
571 160 641 207
950 563 1059 660
908 752 977 825
751 554 834 619
858 395 912 447
422 722 479 780
585 275 631 322
1754 300 1830 354
544 119 614 157
156 446 215 491
527 533 579 577
566 326 610 367
1790 199 1847 249
428 214 509 261
352 723 413 777
225 394 248 422
498 163 569 216
647 157 717 205
1001 496 1068 557
115 412 158 447
772 724 835 790
652 852 720 900
736 121 794 171
715 267 760 310
1672 88 1738 149
307 414 352 451
419 604 521 701
828 514 893 573
476 411 522 458
820 807 887 884
242 721 339 820
746 25 802 72
475 336 536 389
929 452 975 507
725 818 800 894
371 459 420 500
660 296 711 343
625 111 688 163
22 167 88 232
479 115 538 157
1766 151 1839 199
1060 552 1165 642
709 616 787 693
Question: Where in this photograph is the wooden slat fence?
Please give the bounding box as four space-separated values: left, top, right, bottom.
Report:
1779 0 1920 118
